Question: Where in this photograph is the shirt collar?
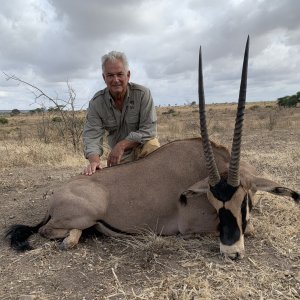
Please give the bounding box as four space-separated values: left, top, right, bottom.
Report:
105 83 131 108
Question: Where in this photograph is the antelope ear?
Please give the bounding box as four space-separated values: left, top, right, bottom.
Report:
252 177 299 203
180 179 209 206
185 178 209 194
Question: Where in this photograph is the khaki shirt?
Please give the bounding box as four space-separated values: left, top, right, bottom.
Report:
83 82 158 159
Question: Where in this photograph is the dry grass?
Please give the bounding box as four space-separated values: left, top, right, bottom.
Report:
0 102 299 299
0 140 86 169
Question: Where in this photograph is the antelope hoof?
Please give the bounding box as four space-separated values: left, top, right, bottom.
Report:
58 229 82 250
58 240 69 251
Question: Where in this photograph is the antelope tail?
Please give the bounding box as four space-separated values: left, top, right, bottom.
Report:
5 216 50 251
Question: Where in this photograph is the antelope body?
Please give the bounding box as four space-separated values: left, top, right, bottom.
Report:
6 37 299 259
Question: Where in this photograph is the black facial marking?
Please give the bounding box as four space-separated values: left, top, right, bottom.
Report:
179 193 188 206
241 195 248 233
210 177 238 202
248 193 253 211
218 207 240 246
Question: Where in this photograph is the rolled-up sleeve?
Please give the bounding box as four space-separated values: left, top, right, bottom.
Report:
126 88 157 144
83 100 105 158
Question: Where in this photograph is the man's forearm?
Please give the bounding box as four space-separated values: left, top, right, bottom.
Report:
107 139 140 167
117 139 140 151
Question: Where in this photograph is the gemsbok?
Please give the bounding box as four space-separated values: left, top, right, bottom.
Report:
6 36 299 259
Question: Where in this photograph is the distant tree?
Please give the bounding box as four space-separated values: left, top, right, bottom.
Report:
10 109 21 116
277 91 300 107
48 105 64 112
35 108 45 113
4 73 85 152
185 100 196 106
29 107 45 114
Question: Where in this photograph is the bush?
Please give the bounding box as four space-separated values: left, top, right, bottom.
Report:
277 92 300 107
52 116 63 122
48 106 64 112
162 108 179 116
248 105 260 111
0 117 8 124
10 109 21 116
29 108 45 115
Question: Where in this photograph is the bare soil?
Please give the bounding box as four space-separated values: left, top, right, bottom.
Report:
0 106 299 300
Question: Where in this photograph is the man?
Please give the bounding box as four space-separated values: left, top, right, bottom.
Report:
82 51 160 175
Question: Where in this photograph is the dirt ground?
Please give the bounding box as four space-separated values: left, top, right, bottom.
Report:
1 110 300 299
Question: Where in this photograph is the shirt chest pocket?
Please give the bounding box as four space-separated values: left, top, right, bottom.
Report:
126 113 139 131
126 113 139 124
105 119 118 134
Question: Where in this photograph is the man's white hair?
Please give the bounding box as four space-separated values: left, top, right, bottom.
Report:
101 51 129 73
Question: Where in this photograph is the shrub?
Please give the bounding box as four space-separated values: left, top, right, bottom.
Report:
10 109 21 116
0 117 8 124
161 108 179 116
248 105 260 111
52 116 63 122
29 108 45 115
277 92 300 107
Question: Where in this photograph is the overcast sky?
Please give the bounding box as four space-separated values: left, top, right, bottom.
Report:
1 0 300 110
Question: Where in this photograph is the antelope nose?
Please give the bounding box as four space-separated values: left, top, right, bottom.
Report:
222 251 244 260
232 252 242 260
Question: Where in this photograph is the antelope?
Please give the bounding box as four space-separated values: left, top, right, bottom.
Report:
6 37 299 259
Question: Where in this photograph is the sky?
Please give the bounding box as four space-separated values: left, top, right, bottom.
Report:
0 0 300 110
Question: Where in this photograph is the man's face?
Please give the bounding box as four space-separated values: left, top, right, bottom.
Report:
102 59 130 98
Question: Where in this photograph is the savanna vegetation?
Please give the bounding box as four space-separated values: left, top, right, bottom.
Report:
277 91 300 107
0 102 299 299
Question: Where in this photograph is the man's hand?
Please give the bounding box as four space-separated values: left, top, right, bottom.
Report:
107 140 139 167
107 143 125 167
82 154 101 175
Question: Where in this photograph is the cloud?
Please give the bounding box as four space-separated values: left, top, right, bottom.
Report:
0 0 300 109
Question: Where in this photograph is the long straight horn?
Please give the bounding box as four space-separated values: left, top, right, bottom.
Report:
198 47 220 186
227 36 250 187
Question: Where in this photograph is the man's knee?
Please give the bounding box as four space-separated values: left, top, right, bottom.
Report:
136 138 160 159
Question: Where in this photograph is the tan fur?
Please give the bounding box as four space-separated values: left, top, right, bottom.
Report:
220 235 245 259
39 138 227 247
183 159 298 258
35 138 298 253
59 229 82 250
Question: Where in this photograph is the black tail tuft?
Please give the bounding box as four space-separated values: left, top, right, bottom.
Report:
5 221 45 252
